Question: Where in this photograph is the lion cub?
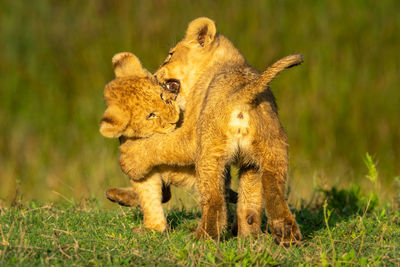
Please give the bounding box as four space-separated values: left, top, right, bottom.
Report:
100 52 237 232
119 18 303 245
100 52 183 231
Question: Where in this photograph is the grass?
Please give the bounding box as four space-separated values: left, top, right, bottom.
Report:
1 154 399 265
1 187 399 266
0 0 399 204
0 2 399 264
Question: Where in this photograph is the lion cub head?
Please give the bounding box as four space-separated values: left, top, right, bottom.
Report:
155 17 223 109
100 52 180 139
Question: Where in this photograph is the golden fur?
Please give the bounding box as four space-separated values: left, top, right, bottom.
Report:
119 18 303 245
101 52 237 232
100 52 184 231
100 52 180 139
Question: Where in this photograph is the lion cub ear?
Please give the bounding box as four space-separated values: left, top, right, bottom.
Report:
112 52 150 78
99 105 129 138
185 17 217 47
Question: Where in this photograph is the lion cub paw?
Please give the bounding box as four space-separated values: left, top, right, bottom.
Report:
193 226 226 240
119 147 153 180
143 221 167 233
105 187 140 207
236 209 263 238
269 216 302 247
193 214 228 240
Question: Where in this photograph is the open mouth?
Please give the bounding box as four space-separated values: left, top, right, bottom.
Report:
163 79 180 94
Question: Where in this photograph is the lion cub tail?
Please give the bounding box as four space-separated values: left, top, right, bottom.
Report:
241 54 303 103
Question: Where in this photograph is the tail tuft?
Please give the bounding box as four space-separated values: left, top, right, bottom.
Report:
285 54 304 68
239 54 303 103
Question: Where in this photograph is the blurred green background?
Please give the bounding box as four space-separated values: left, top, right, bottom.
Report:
1 0 399 207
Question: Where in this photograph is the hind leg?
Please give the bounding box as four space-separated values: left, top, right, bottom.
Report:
106 186 140 207
236 167 263 238
106 180 171 207
195 145 229 239
260 159 302 246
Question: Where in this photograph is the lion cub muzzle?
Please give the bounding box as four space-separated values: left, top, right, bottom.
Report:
159 79 180 102
164 79 180 94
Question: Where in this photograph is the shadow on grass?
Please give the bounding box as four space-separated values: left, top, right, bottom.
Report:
293 185 378 239
166 209 201 231
164 185 378 240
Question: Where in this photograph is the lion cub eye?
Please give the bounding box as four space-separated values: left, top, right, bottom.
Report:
162 51 174 65
147 112 157 120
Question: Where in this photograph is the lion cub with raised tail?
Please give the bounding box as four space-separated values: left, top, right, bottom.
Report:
100 52 237 232
119 18 303 245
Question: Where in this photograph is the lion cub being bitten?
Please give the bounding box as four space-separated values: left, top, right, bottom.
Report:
119 18 303 245
100 52 237 232
100 52 186 231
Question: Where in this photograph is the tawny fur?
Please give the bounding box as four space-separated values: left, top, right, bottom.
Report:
100 52 188 231
101 52 237 232
100 52 180 139
119 18 303 245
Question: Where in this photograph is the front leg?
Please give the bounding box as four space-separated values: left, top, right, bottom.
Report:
119 128 195 180
130 170 166 232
